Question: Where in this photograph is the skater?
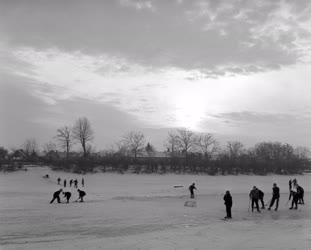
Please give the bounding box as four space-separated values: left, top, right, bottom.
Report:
297 185 304 204
74 179 78 188
289 190 299 209
258 189 265 209
289 179 292 191
69 179 73 187
77 189 86 202
82 177 84 187
50 189 63 204
292 178 297 187
223 190 232 219
63 191 71 203
57 177 61 185
63 179 67 188
189 183 197 199
249 186 260 213
268 183 280 211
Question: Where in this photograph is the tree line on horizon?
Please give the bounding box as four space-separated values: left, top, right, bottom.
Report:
1 116 310 175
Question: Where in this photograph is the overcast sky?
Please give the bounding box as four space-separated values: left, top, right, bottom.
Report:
1 0 311 151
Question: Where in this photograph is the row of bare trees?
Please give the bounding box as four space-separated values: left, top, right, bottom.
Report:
1 118 310 174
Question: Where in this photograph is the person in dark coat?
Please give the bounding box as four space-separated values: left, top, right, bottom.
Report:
50 189 63 204
297 185 304 204
289 190 299 209
82 177 85 187
74 179 78 188
69 179 73 187
77 189 86 202
63 191 71 203
258 189 265 209
268 183 280 211
223 190 233 219
289 179 292 191
249 186 260 213
189 183 197 199
63 179 67 187
292 178 297 187
57 177 61 185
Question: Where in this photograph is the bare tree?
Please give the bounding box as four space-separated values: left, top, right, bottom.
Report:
294 146 311 160
72 117 94 157
176 128 195 157
22 138 38 157
226 141 244 159
122 131 146 159
165 131 179 156
195 133 217 158
56 126 73 158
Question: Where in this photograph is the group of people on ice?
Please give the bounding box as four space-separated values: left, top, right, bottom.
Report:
57 177 84 188
48 175 86 204
50 188 86 204
189 178 305 220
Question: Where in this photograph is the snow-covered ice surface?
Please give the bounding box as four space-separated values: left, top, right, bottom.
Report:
0 167 310 250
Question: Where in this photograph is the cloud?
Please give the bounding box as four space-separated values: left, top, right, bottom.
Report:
210 111 302 124
119 0 155 11
1 0 311 76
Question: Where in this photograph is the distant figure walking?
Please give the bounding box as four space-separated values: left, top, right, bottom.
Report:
50 189 63 204
69 179 73 187
289 190 299 209
249 186 260 213
63 191 71 203
74 179 78 188
223 190 232 219
63 179 67 188
268 183 280 211
57 177 61 185
258 189 265 209
297 185 304 204
77 189 86 202
82 177 85 187
189 183 197 199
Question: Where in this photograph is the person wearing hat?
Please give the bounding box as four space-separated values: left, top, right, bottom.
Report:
223 190 233 219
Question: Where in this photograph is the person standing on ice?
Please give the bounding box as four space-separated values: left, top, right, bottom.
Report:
63 191 71 203
189 183 197 199
258 189 265 209
81 177 85 187
223 190 232 219
77 189 86 202
69 179 73 187
50 189 63 204
268 183 280 211
289 179 292 191
63 179 67 187
289 190 299 209
74 179 78 188
297 185 304 204
249 186 260 213
57 177 61 185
